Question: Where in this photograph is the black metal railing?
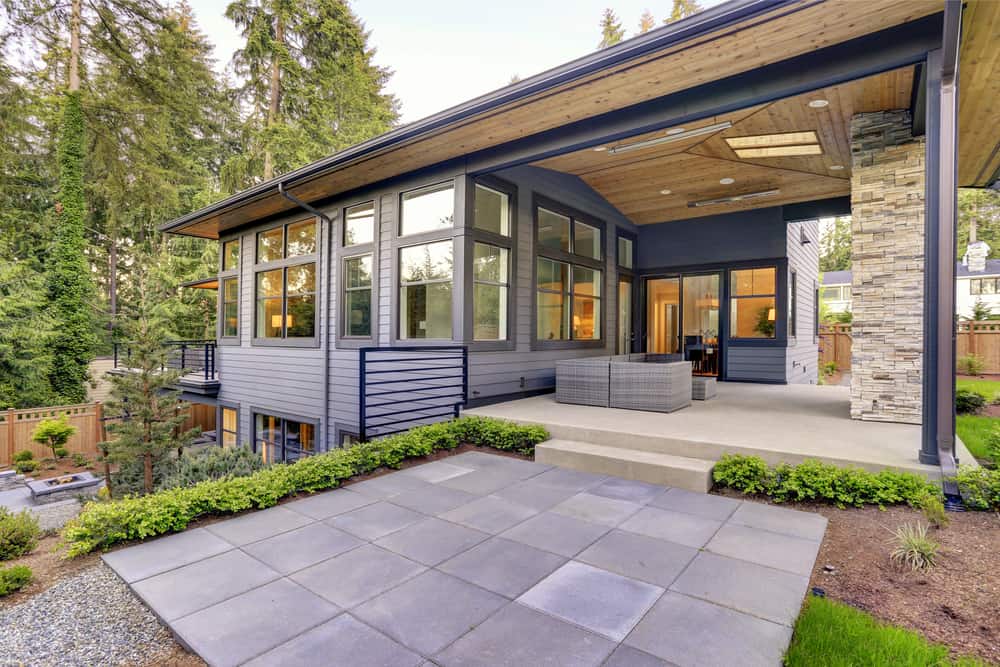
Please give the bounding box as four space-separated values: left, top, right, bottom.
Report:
359 346 468 441
113 340 218 381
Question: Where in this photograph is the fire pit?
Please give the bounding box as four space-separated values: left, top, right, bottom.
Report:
27 471 103 505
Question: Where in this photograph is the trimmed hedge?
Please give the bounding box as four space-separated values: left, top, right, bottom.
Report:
712 455 941 508
0 565 32 597
61 417 547 556
952 465 1000 511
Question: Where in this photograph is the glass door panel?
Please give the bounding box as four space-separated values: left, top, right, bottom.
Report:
617 277 633 354
645 278 680 354
681 274 720 376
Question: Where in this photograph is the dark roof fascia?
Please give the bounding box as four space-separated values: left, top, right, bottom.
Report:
159 0 794 234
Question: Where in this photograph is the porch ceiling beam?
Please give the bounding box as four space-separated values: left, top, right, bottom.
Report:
465 14 943 177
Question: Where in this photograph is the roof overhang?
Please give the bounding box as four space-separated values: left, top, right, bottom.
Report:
161 0 955 239
180 277 219 290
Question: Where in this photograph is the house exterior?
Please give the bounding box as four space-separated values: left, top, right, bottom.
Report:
159 0 999 475
820 270 853 315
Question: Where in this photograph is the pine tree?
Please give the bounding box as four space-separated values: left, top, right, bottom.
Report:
222 0 399 189
598 8 625 48
638 9 656 33
104 271 199 494
665 0 702 23
958 188 1000 260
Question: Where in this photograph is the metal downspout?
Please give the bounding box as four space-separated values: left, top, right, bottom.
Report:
278 183 335 450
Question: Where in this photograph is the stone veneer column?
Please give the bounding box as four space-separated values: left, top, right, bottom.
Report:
850 110 925 424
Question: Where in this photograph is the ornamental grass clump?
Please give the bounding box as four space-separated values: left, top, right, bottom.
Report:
61 416 548 557
889 522 939 571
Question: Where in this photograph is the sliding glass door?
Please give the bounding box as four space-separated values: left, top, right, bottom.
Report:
646 277 680 354
644 273 721 376
617 276 633 354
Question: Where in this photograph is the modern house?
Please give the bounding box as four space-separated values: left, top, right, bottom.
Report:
820 270 853 315
155 0 999 484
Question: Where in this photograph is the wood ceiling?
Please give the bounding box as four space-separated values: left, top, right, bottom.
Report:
958 0 1000 187
533 67 915 224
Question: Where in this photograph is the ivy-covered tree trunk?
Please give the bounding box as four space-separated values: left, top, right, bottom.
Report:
47 89 95 403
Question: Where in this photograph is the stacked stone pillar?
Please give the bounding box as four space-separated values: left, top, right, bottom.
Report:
849 110 925 424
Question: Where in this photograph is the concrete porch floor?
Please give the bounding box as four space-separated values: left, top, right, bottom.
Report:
468 384 973 479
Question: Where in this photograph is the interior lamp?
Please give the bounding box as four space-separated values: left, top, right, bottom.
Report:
767 308 776 322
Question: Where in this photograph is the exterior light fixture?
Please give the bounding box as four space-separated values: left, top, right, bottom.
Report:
829 164 845 170
593 146 607 152
607 121 732 154
719 177 735 185
665 127 687 135
688 189 781 207
808 99 829 108
660 189 672 195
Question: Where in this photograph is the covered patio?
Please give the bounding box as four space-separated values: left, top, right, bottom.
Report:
468 384 977 484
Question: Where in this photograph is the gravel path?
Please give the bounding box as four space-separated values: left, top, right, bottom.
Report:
0 564 178 667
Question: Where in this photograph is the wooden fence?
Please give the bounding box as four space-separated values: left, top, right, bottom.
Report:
819 323 852 371
1 401 216 467
957 320 1000 373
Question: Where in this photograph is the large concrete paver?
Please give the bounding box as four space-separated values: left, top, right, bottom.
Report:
103 453 825 666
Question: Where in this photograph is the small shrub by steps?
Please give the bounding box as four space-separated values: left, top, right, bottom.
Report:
61 416 547 556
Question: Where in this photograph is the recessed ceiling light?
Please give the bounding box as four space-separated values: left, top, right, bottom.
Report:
808 99 829 108
719 177 735 185
734 145 823 158
660 189 672 195
593 146 607 152
829 164 845 170
665 127 686 135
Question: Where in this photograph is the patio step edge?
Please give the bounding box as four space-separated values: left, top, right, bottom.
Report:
536 439 714 493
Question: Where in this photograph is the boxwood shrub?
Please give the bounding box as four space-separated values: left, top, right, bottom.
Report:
712 454 941 508
0 564 31 597
61 416 547 557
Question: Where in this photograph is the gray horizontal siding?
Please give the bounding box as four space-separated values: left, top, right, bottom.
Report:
785 219 819 385
726 347 787 382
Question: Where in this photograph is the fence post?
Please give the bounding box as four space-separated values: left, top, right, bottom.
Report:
6 408 14 465
94 402 103 444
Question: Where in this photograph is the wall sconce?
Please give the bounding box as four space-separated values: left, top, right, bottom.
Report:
800 227 812 245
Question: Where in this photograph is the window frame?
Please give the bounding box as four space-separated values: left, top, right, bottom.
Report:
397 239 455 342
728 265 779 341
399 181 456 237
218 403 239 449
342 251 375 340
251 217 320 348
336 198 379 348
463 175 517 351
251 408 320 463
789 269 798 340
218 234 241 345
343 199 376 248
531 194 606 350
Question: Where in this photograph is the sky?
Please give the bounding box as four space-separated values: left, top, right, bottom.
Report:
189 0 724 124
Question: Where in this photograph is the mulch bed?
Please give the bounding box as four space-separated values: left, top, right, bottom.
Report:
3 455 105 482
746 498 1000 664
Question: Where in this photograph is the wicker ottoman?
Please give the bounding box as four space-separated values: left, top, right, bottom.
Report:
555 357 611 407
692 376 718 400
610 360 692 412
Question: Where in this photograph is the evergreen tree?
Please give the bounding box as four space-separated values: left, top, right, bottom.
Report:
638 9 656 33
104 271 199 494
958 188 1000 259
819 216 852 272
665 0 702 23
0 250 55 409
598 8 625 48
222 0 398 189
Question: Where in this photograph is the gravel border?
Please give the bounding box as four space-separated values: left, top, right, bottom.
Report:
0 564 177 667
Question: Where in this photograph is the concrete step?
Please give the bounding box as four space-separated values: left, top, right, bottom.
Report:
533 421 724 462
535 439 715 493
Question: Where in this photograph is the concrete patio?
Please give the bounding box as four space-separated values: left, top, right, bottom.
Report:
469 383 975 480
103 452 825 667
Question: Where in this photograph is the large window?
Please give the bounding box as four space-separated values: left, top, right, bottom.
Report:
970 278 1000 295
222 277 239 338
220 407 238 448
223 239 240 271
344 254 373 337
254 412 315 463
617 235 634 270
730 267 777 339
400 183 454 236
473 184 510 237
254 220 317 341
473 243 509 341
535 202 603 343
345 201 375 246
399 240 453 339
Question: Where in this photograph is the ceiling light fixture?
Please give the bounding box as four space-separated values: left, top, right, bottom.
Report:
665 127 687 135
608 121 732 155
733 145 823 158
660 189 672 195
808 99 829 108
719 177 735 185
688 189 781 208
592 146 607 152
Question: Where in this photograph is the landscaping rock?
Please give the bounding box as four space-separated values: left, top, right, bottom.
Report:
0 564 176 667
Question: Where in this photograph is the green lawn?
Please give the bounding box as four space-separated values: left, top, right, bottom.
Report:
955 377 1000 463
785 597 986 667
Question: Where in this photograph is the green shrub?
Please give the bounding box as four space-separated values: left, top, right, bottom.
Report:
985 424 1000 463
0 508 40 561
712 455 940 508
31 416 77 460
71 452 88 467
956 389 987 415
957 353 986 377
54 447 69 459
712 454 771 494
61 417 548 556
14 460 37 474
0 565 32 596
951 465 1000 511
890 522 939 571
913 491 949 528
12 450 33 463
160 446 267 490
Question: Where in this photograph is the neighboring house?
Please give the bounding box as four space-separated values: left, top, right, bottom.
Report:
152 0 997 473
820 270 853 314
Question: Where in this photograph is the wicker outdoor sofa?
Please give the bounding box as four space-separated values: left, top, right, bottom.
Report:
555 354 692 413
